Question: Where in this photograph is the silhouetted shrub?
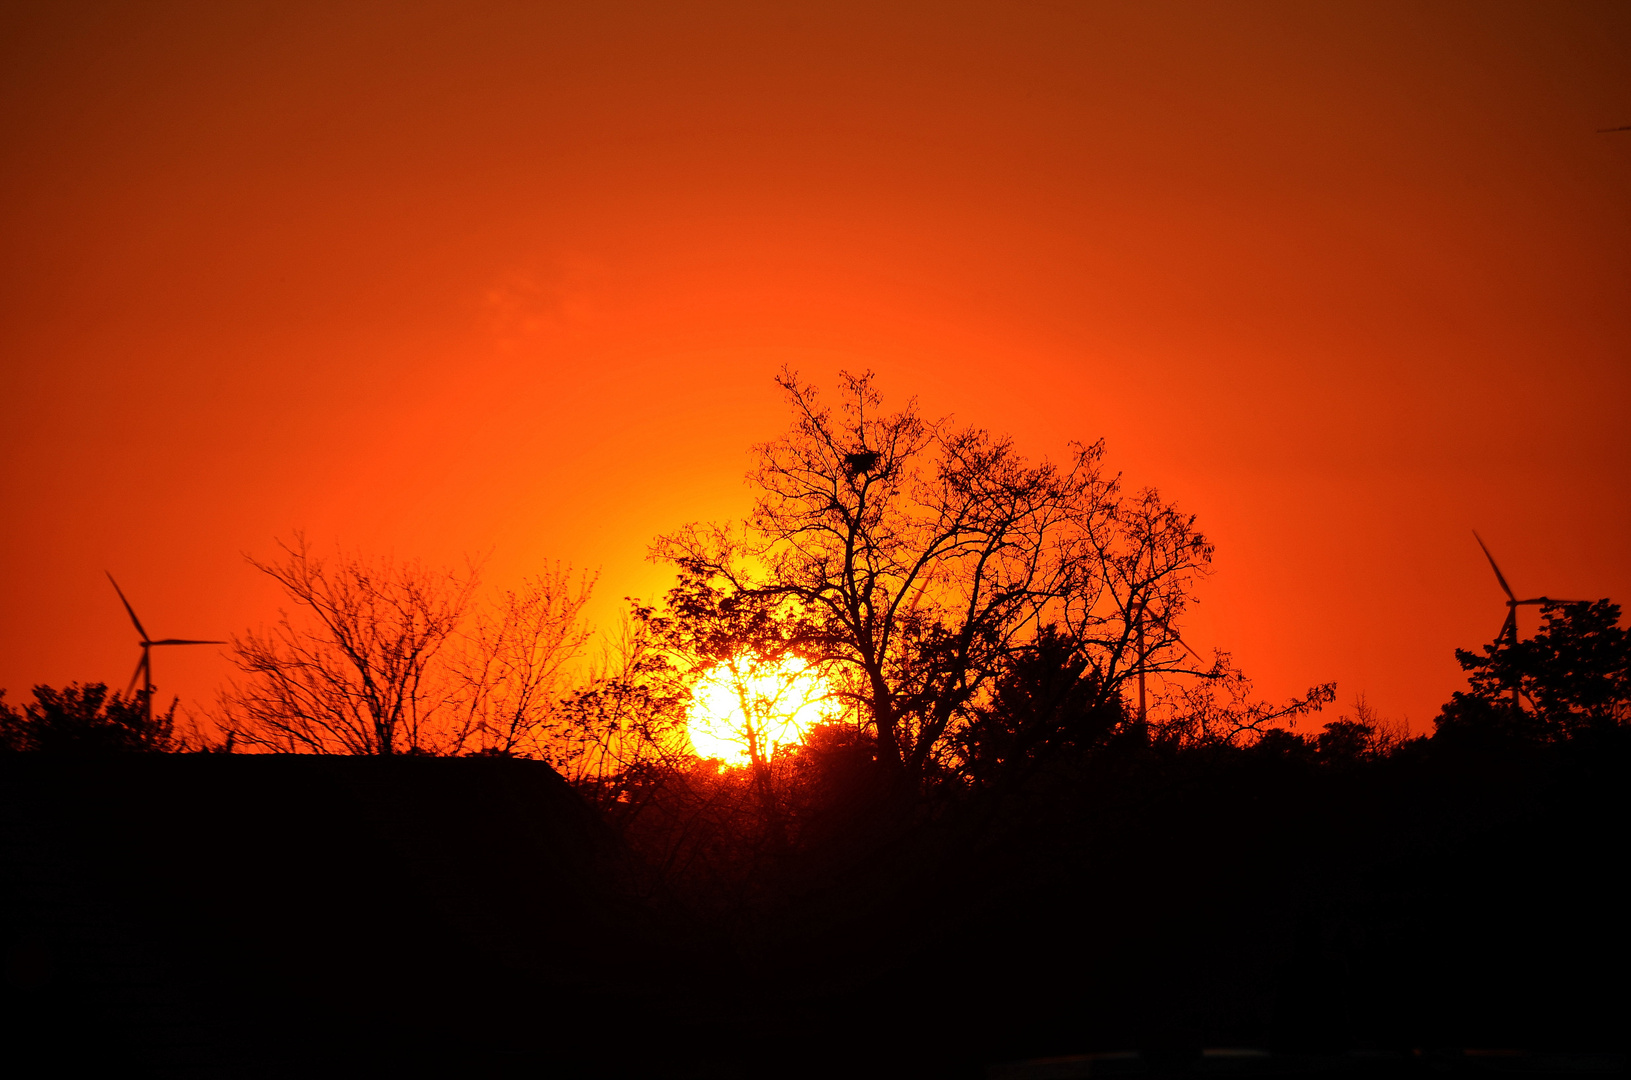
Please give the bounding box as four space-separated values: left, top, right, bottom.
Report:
0 683 175 752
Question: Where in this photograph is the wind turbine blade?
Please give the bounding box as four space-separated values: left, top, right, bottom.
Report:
1503 609 1518 644
106 572 150 640
150 638 227 646
125 653 146 697
1173 632 1209 667
1144 610 1209 667
1472 532 1517 602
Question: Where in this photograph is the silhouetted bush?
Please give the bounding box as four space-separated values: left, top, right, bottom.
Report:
0 683 175 752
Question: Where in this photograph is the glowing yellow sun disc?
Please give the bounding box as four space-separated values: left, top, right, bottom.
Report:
687 655 836 766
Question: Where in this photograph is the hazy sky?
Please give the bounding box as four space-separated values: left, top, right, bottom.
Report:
3 1 1628 734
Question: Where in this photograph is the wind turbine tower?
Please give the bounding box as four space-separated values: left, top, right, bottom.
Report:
1129 597 1209 725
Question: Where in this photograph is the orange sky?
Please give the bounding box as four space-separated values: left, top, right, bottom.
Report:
3 1 1628 736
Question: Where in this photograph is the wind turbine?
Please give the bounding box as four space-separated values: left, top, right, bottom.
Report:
1470 532 1586 708
106 572 225 725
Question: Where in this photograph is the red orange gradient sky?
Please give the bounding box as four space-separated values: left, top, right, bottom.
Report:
3 1 1628 736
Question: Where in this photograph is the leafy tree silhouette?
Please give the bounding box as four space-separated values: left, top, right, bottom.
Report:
1313 695 1408 764
0 683 175 752
950 623 1126 788
1441 599 1629 741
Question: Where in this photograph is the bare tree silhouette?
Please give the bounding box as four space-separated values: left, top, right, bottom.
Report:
219 534 593 755
654 368 1222 785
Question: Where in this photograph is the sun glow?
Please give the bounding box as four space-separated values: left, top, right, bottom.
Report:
687 655 838 767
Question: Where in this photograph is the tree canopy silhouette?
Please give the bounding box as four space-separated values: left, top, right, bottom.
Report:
0 682 175 753
1440 599 1629 741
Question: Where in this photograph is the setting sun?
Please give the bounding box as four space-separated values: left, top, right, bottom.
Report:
687 655 837 767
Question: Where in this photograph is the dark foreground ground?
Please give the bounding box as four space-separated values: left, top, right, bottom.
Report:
1 736 1625 1078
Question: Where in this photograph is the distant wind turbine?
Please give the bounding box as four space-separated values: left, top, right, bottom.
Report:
1470 532 1586 708
106 572 224 725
